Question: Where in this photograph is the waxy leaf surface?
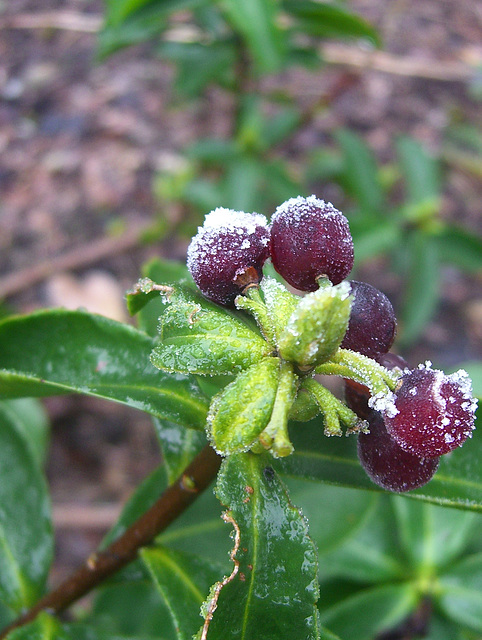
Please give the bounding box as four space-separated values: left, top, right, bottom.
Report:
198 453 321 639
151 295 269 375
207 357 280 455
0 403 52 612
0 310 208 430
142 546 224 640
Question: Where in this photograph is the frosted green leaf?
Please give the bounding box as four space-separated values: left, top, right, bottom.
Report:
151 297 270 376
207 357 280 455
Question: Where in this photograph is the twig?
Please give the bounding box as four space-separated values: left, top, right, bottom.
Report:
321 42 475 82
0 12 477 83
0 12 102 33
0 221 153 300
0 444 222 638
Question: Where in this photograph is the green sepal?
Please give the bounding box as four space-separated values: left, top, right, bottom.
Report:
303 378 365 436
207 357 281 455
278 282 352 368
289 386 320 422
151 294 270 376
258 361 299 457
260 276 300 343
235 287 277 348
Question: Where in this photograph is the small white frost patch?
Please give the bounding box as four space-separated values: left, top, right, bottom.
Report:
203 207 268 234
369 390 399 418
271 195 347 226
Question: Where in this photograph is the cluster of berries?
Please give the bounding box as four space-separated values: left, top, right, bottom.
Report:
187 196 477 493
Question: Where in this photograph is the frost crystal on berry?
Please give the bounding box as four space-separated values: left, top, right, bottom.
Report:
187 208 270 306
269 195 354 291
377 362 477 458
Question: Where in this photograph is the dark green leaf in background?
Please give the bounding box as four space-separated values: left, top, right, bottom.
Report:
0 403 53 613
198 453 320 639
4 612 70 640
435 225 482 274
142 546 224 640
318 582 417 640
399 232 440 346
0 403 53 612
438 552 482 632
220 0 286 73
0 310 209 430
284 1 380 46
335 129 385 215
396 136 440 204
0 398 49 469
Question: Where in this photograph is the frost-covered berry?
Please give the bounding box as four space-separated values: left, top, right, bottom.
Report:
341 281 396 357
370 363 478 458
358 411 440 493
269 196 354 291
187 208 270 306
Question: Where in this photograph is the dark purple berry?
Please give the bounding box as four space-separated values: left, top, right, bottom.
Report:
358 411 440 493
269 196 354 291
187 208 270 306
341 281 396 357
371 363 477 458
344 353 408 420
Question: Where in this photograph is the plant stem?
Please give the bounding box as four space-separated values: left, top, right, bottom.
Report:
0 444 221 638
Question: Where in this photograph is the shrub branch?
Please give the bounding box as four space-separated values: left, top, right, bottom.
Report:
0 444 221 638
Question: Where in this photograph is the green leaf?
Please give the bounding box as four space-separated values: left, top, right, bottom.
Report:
318 582 418 640
435 225 482 273
207 357 281 455
260 107 301 149
220 0 286 73
438 552 482 632
391 496 479 570
396 136 440 204
399 232 440 346
0 399 49 469
285 480 377 556
151 293 269 376
198 453 321 639
158 40 236 97
0 403 52 612
0 309 209 430
152 417 207 484
91 577 176 639
284 1 380 45
318 495 405 584
222 156 264 212
335 129 385 215
260 276 300 344
276 407 482 511
141 546 224 640
349 217 401 265
5 612 70 640
278 283 352 367
136 258 192 337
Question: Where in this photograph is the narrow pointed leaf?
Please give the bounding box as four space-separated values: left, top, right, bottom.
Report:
198 453 320 639
221 0 286 73
438 552 482 631
318 582 418 640
276 407 482 511
207 357 280 455
152 296 269 375
0 310 209 430
0 405 52 612
391 496 478 569
141 546 224 640
436 225 482 273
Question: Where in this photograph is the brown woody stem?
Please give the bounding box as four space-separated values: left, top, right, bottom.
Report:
0 444 222 638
